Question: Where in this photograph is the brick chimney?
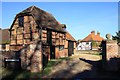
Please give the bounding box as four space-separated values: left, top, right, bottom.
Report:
91 30 95 35
61 24 66 30
97 32 100 36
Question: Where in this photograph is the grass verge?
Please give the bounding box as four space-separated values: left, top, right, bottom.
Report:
1 57 71 79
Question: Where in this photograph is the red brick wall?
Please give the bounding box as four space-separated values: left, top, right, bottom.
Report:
102 40 119 71
20 41 43 72
106 41 118 60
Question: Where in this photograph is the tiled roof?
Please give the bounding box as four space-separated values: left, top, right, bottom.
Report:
10 6 66 33
0 29 10 44
66 31 76 42
82 31 104 42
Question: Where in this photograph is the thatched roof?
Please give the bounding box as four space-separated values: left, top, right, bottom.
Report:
10 6 66 33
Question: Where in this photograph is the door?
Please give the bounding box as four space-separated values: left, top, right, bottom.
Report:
68 41 74 56
47 30 52 44
50 46 55 59
42 45 49 68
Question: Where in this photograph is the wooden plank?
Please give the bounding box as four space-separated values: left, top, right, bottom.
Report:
31 24 37 31
56 33 59 38
42 33 47 37
24 39 30 44
42 30 47 33
74 42 76 48
24 23 30 33
11 35 16 40
24 16 29 23
13 24 18 29
17 28 23 34
52 32 55 35
52 35 55 38
29 16 34 21
32 33 39 40
52 39 56 42
56 39 59 45
60 38 63 45
17 34 23 39
42 37 47 41
10 45 23 51
11 30 16 34
64 40 68 48
60 33 63 36
10 46 16 50
11 40 16 45
16 45 23 50
24 34 30 38
17 39 23 44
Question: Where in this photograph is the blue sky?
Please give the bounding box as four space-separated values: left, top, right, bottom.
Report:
2 2 118 40
1 0 120 2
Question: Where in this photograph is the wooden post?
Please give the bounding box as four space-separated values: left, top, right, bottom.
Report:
30 24 32 41
22 23 24 45
102 40 107 69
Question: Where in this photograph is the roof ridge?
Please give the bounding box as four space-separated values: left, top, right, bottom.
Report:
30 5 35 11
10 6 66 33
66 31 76 41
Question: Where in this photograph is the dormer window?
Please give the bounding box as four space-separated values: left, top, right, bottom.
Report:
18 16 24 27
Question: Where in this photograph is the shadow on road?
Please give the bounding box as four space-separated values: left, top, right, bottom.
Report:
73 58 120 80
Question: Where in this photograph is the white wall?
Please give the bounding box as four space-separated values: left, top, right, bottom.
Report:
76 42 91 50
6 44 9 51
0 45 2 51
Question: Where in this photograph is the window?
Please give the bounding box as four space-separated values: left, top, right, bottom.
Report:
86 42 89 45
18 16 24 27
59 45 64 51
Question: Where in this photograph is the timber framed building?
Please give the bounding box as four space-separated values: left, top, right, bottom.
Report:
9 6 76 72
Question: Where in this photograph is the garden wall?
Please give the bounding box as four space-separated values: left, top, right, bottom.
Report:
102 40 120 71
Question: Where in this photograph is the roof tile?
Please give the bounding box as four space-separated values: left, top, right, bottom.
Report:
66 31 76 41
82 32 104 42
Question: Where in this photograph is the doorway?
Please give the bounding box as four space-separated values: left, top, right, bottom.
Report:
68 41 74 56
50 46 55 59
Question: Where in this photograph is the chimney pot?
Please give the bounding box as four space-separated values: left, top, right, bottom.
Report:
91 30 95 35
97 32 100 36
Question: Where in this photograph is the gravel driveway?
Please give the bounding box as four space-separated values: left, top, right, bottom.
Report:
43 53 120 79
45 53 101 78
